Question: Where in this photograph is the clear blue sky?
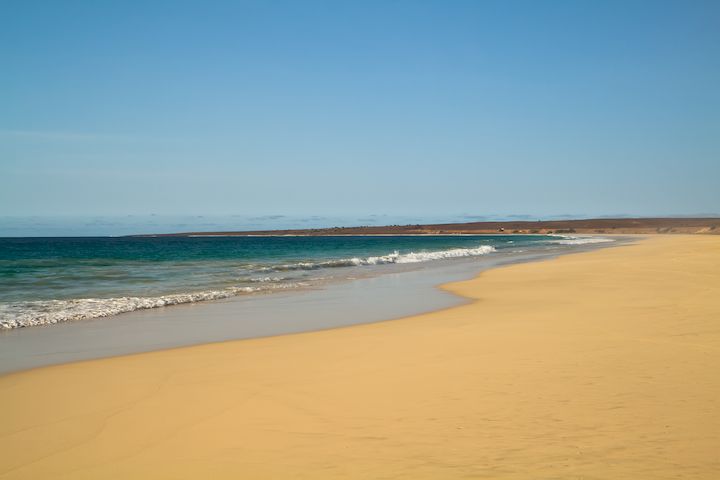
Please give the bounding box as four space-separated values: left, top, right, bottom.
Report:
1 0 718 229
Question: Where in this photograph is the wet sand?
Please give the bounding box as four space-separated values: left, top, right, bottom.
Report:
1 235 718 479
0 246 598 375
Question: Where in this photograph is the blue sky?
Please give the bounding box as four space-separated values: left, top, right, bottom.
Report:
1 0 718 234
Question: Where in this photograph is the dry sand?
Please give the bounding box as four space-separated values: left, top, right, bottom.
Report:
1 235 718 479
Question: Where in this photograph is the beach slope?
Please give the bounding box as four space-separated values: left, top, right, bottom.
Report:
1 235 719 479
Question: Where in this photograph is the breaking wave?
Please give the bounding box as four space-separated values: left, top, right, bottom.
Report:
0 283 301 329
551 236 615 245
259 245 497 272
0 244 497 329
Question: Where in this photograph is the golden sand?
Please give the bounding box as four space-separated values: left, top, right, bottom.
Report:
1 235 719 479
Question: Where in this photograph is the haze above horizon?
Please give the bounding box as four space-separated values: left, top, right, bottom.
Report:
2 0 718 236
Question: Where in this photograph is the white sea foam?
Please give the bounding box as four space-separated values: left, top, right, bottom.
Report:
551 236 615 245
0 283 299 329
1 245 497 329
261 245 497 271
249 276 288 283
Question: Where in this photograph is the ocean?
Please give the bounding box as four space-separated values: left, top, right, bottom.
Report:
0 234 612 329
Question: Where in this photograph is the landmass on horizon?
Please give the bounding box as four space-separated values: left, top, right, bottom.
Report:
137 217 720 237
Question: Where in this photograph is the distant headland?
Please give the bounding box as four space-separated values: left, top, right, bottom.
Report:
135 217 720 237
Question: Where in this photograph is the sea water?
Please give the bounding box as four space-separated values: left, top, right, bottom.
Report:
0 234 612 329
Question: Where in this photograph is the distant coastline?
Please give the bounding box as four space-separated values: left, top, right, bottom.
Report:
134 217 720 237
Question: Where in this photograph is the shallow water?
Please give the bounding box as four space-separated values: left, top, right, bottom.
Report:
0 239 626 374
0 234 612 329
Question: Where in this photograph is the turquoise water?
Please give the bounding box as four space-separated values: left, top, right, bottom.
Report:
0 235 610 329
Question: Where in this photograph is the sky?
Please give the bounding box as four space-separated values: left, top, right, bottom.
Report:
1 0 719 235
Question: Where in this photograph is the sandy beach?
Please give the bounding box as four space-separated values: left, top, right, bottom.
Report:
1 234 718 479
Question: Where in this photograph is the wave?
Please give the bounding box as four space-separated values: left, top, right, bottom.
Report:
259 245 497 271
0 283 302 329
0 244 497 329
248 276 289 283
551 236 615 245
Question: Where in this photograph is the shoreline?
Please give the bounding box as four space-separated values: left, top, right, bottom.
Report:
1 235 719 478
0 238 624 375
0 233 599 331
